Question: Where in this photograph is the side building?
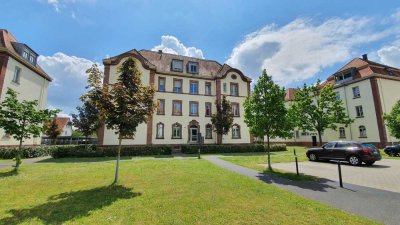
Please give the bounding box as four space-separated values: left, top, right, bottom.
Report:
98 49 252 146
276 54 400 148
0 29 52 146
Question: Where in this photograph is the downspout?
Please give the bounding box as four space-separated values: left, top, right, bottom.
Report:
343 85 353 140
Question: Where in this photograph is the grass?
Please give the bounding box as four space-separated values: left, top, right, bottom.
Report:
220 147 316 181
0 158 378 225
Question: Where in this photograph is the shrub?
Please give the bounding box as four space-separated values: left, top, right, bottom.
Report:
50 145 172 158
0 146 55 159
269 144 287 152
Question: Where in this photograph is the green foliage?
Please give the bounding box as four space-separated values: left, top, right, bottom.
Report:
50 145 172 158
292 81 353 145
181 144 286 154
0 88 59 168
211 95 233 141
43 117 62 143
244 70 292 140
0 146 55 159
73 64 103 139
384 100 400 139
72 130 83 137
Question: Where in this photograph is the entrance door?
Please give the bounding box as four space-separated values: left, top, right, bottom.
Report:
190 127 198 143
311 136 317 146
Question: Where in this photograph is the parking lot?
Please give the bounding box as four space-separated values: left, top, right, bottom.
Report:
272 159 400 193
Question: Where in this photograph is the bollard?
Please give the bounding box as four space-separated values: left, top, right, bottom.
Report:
338 160 343 188
294 149 299 176
198 148 201 159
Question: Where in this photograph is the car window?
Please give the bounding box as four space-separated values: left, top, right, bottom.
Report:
324 143 335 149
361 143 377 150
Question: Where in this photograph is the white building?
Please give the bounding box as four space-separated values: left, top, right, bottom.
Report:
276 55 400 148
0 29 52 146
98 49 252 146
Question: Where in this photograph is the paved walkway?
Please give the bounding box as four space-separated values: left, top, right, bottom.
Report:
270 159 400 193
0 156 50 169
204 156 400 225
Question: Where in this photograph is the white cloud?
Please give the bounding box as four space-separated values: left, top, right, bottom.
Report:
47 0 60 12
152 35 204 59
378 45 400 68
38 53 102 114
227 17 393 85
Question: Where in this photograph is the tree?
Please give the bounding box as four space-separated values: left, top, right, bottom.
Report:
72 64 103 148
43 117 62 144
383 100 400 139
101 57 156 184
244 70 292 169
211 95 234 144
0 88 58 169
292 80 353 145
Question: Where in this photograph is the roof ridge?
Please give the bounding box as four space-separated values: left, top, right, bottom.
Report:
138 49 222 66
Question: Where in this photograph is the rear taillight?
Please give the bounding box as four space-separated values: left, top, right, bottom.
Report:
361 149 372 154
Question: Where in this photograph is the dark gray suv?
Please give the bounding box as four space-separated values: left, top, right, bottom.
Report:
306 141 381 166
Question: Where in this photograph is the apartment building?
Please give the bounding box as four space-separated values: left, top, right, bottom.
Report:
98 49 252 146
0 29 52 146
278 54 400 148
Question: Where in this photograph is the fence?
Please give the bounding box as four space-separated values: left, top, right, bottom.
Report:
41 137 97 145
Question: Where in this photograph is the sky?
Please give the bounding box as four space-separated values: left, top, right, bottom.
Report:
1 0 400 115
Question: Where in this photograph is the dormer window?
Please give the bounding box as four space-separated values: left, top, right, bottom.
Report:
23 51 29 59
188 62 199 74
172 59 183 72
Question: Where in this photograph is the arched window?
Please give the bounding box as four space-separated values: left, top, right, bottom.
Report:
205 124 213 139
232 124 241 139
171 123 182 139
359 125 367 138
339 127 346 138
156 122 164 139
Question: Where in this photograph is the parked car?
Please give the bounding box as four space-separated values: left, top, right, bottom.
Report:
384 145 400 157
306 141 381 166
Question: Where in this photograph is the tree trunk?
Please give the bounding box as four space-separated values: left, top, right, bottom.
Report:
318 130 323 146
267 135 271 170
217 133 222 145
85 135 89 150
113 137 122 184
15 138 23 169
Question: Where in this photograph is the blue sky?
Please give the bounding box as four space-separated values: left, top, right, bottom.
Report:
1 0 400 114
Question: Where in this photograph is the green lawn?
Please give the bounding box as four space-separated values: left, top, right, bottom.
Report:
220 147 316 181
0 158 378 224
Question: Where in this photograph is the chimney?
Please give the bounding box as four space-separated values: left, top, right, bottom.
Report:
158 50 162 54
362 54 368 60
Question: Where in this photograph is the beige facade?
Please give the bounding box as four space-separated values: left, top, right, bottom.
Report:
99 49 252 146
275 56 400 148
0 29 52 146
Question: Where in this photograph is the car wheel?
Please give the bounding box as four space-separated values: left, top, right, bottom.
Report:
309 153 317 161
365 161 375 166
348 155 361 166
388 151 395 157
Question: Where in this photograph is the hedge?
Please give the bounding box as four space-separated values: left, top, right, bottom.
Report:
0 146 56 159
181 144 286 154
50 145 172 158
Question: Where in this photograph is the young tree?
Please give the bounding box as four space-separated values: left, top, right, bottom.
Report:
102 57 156 184
211 95 234 144
292 80 353 145
244 70 292 169
383 100 400 139
43 117 62 144
72 64 103 148
0 88 58 169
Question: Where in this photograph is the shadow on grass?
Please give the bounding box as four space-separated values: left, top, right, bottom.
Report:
37 155 174 164
0 168 18 178
0 185 141 225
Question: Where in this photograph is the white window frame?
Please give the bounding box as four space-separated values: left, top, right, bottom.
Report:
13 66 21 83
172 59 183 72
356 105 364 117
352 86 360 98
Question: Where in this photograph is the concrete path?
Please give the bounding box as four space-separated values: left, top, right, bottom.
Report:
204 156 400 225
0 156 51 169
270 159 400 193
